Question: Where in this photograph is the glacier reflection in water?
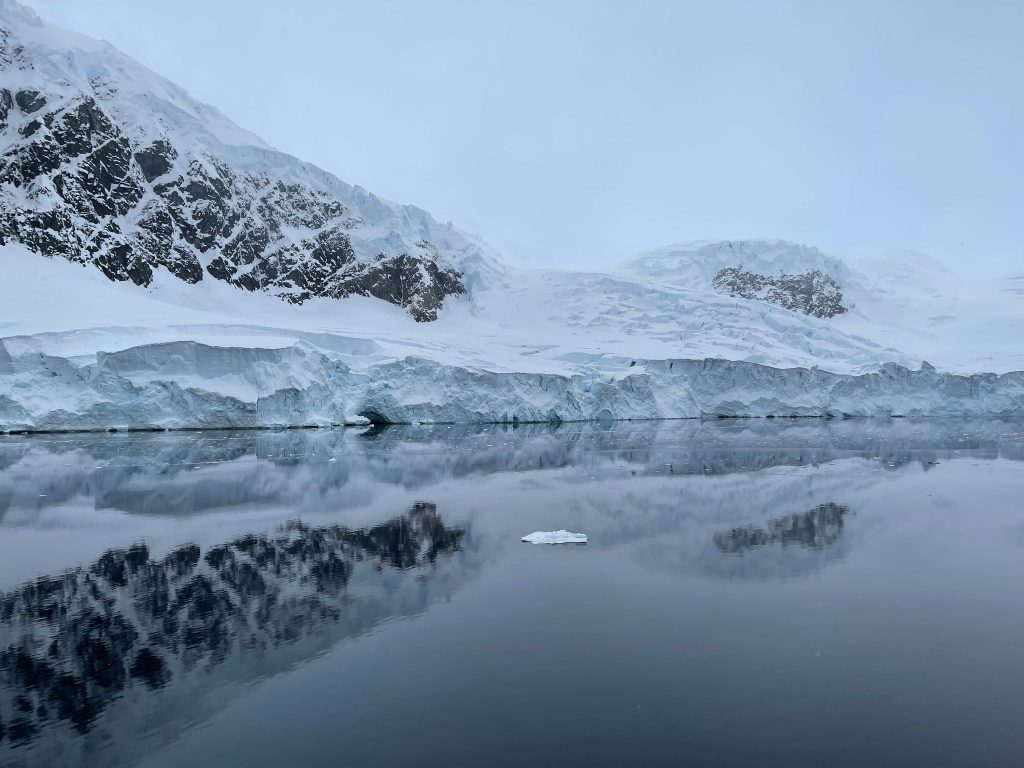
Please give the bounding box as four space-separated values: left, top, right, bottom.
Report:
0 420 1023 767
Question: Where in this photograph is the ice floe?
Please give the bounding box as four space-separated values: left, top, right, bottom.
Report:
522 530 589 545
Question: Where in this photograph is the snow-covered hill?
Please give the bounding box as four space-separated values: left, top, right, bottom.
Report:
620 240 855 291
0 0 1022 430
620 241 1024 375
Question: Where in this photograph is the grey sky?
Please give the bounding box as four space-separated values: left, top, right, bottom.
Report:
23 0 1024 274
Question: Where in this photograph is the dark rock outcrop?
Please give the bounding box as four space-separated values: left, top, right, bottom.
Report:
712 266 848 318
0 16 467 322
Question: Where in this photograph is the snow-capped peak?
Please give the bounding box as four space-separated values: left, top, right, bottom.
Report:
0 0 494 320
0 0 270 151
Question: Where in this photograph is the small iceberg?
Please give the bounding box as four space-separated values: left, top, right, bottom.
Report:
521 530 588 545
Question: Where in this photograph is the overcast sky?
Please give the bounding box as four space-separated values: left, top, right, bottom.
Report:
23 0 1024 274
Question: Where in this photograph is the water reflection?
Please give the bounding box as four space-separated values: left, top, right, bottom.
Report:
1 420 1022 522
0 503 468 761
624 499 857 582
714 502 849 554
1 422 1023 766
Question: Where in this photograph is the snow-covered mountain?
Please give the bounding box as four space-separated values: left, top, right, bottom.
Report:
0 0 1022 430
621 240 861 318
621 240 854 290
0 0 487 321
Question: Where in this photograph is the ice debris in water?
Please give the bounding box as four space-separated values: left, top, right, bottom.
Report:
521 530 588 545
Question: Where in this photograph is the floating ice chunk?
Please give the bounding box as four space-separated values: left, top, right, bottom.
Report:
521 530 588 545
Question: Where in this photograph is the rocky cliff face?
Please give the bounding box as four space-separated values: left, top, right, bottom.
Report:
712 265 848 318
0 3 472 320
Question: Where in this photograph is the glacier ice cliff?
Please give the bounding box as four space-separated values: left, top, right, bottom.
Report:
1 339 1022 432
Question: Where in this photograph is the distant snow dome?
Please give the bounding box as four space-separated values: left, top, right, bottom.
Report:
622 239 852 290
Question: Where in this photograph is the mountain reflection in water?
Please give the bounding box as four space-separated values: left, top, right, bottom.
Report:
0 503 467 759
1 421 1023 768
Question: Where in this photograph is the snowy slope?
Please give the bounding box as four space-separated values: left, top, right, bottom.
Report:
837 252 1024 374
3 237 1024 429
621 241 1024 374
621 240 856 290
0 1 1022 429
0 0 491 320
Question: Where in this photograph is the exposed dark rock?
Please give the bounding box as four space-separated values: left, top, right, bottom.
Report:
17 116 37 137
341 252 467 321
0 89 12 131
13 88 44 113
712 266 848 318
0 79 466 320
133 139 176 182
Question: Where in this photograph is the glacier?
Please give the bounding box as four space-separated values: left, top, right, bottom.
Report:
1 237 1022 431
1 229 1023 430
3 334 1023 432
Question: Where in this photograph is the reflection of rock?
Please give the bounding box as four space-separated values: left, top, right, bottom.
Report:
622 497 855 583
0 503 465 755
714 503 849 554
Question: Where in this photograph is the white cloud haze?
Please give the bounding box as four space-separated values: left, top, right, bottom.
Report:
22 0 1024 274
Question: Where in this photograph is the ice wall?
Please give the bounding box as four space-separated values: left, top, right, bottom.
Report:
1 340 1022 432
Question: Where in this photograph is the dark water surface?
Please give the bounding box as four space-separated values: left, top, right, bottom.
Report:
1 421 1023 767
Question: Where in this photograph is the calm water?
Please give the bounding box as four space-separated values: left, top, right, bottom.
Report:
1 421 1024 767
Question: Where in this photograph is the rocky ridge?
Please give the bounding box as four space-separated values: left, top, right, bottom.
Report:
712 266 848 318
0 1 473 320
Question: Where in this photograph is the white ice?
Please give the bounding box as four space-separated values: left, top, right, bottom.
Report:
522 531 589 545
